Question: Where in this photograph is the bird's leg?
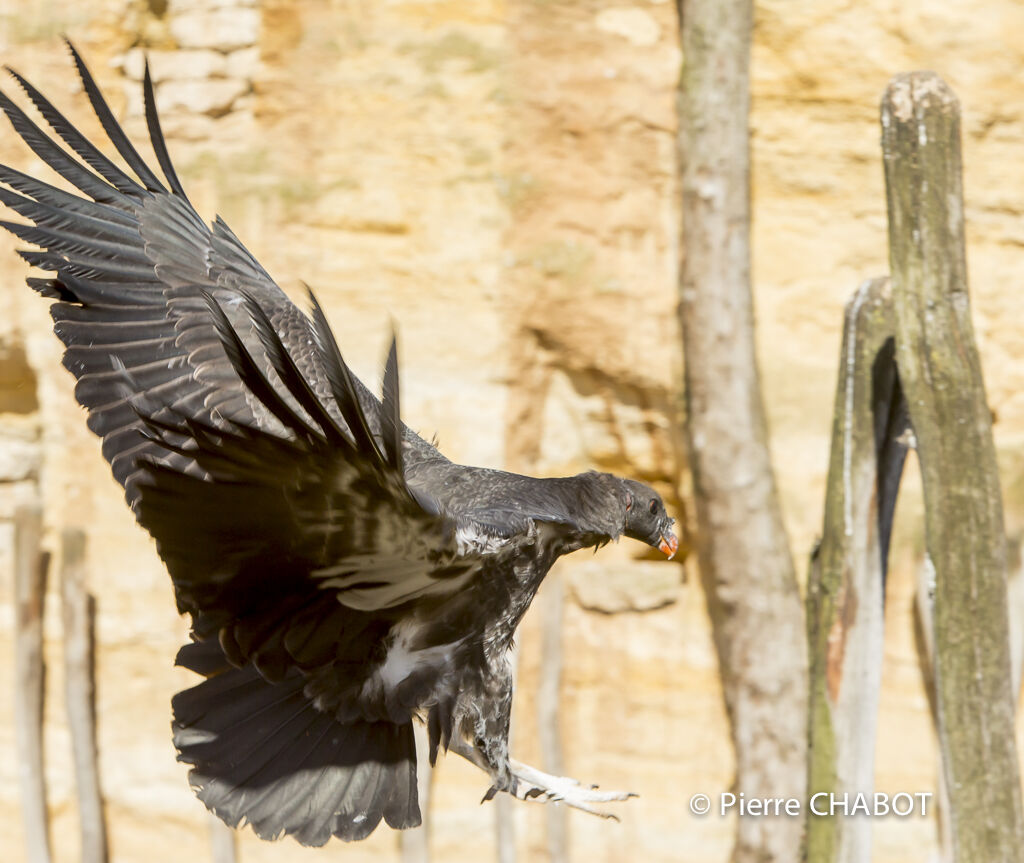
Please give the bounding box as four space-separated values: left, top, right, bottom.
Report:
448 737 637 819
505 757 638 818
462 664 517 799
451 661 636 820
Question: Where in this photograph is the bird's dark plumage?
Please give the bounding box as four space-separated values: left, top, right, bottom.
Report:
0 43 677 844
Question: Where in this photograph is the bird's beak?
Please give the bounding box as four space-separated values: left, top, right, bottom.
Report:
658 531 678 560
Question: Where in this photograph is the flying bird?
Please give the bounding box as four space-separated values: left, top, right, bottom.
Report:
0 43 678 845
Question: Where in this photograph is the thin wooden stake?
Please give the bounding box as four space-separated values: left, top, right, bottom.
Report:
208 813 237 863
537 574 566 863
61 528 108 863
14 505 52 863
495 645 519 863
883 71 1024 862
399 723 433 863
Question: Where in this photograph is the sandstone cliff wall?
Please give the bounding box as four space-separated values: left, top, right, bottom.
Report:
1 2 1022 862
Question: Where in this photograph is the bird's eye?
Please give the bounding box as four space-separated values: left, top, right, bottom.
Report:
649 499 657 515
625 494 633 512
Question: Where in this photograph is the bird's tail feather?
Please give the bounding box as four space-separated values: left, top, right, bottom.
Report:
172 640 420 845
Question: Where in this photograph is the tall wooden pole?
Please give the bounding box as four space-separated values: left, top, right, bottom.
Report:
399 724 433 863
537 574 567 863
495 645 519 863
882 71 1024 863
14 505 52 863
61 528 109 863
208 815 238 863
676 2 807 860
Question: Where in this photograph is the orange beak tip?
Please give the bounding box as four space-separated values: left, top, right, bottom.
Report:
658 533 679 560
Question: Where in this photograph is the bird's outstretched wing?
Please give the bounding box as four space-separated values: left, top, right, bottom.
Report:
0 42 494 637
0 40 402 507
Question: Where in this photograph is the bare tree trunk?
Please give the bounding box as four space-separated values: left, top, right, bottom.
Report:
14 505 52 863
675 2 807 860
882 71 1024 863
60 528 109 863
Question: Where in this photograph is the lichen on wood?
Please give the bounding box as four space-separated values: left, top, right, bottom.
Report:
14 505 51 863
804 276 907 863
882 71 1024 863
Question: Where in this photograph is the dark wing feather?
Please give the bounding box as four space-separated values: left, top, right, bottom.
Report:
142 60 188 200
236 292 347 444
64 39 167 193
381 336 403 474
306 286 386 461
5 65 142 196
0 163 137 224
200 292 323 442
0 87 133 205
0 44 479 611
0 186 141 242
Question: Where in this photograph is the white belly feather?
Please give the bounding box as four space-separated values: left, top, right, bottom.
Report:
365 618 463 703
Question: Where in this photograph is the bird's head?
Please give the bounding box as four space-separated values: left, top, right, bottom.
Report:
620 478 678 559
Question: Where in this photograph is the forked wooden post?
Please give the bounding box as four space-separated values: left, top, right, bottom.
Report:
882 72 1024 862
14 505 52 863
804 276 908 863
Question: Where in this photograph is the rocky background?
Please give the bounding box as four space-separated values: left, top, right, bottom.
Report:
1 1 1023 862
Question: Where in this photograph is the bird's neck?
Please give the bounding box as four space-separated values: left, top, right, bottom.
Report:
552 469 623 519
515 471 624 551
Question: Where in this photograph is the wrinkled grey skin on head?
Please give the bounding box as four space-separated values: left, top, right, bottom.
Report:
620 478 678 557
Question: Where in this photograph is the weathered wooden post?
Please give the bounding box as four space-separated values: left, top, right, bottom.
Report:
495 644 519 863
208 814 238 863
882 71 1024 862
803 276 908 862
14 505 52 863
60 528 109 863
399 724 433 863
537 574 566 863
